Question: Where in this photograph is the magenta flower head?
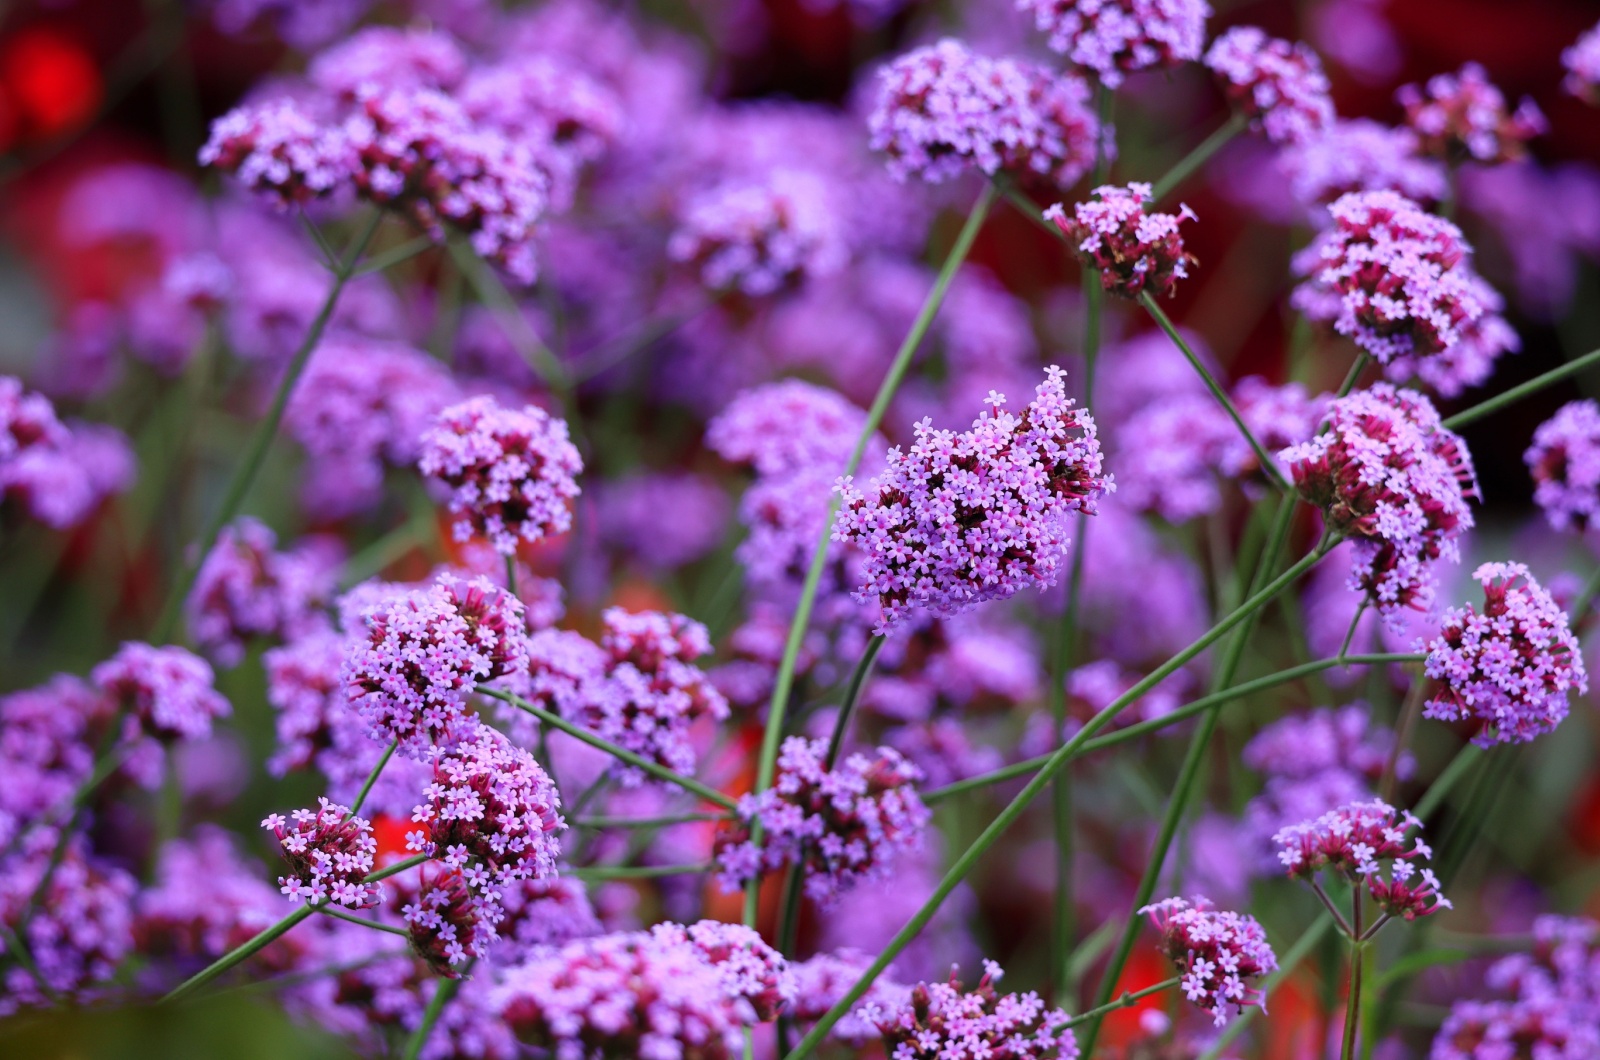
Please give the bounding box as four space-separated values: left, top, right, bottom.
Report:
1293 190 1484 363
1565 21 1600 105
649 920 796 1022
262 797 381 908
406 726 565 895
1047 183 1197 300
1274 799 1451 924
198 98 353 208
866 960 1078 1060
867 40 1104 190
494 929 759 1058
418 395 583 557
1283 383 1477 623
92 642 231 743
834 367 1111 632
1433 996 1600 1060
343 572 529 756
668 170 847 297
1140 897 1277 1027
1018 0 1210 88
402 866 491 977
1423 562 1587 747
186 517 341 667
1396 62 1547 165
716 736 930 905
1204 27 1335 147
1526 400 1600 534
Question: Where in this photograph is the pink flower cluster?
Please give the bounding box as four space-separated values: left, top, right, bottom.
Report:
1204 27 1335 147
91 641 232 743
1274 799 1451 922
402 866 491 977
1397 62 1547 165
262 797 381 908
1293 190 1484 363
1566 20 1600 104
1424 563 1587 747
668 170 847 296
835 367 1110 631
648 920 796 1020
1018 0 1210 88
1284 383 1477 623
187 518 342 666
418 396 584 557
865 960 1078 1060
0 376 134 530
1140 896 1277 1026
1526 400 1600 534
1047 183 1197 300
868 40 1103 189
716 736 930 904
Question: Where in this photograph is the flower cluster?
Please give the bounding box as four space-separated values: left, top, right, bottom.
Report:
865 960 1078 1060
668 170 847 296
343 573 529 755
1047 183 1197 300
868 40 1103 189
1018 0 1210 88
1566 21 1600 104
1527 400 1600 534
1397 62 1547 165
1274 799 1450 922
835 367 1111 631
1293 190 1484 362
418 396 584 556
1140 896 1277 1026
0 376 134 530
136 826 294 971
262 797 381 908
716 736 930 904
197 99 353 207
649 920 796 1020
402 866 492 977
1423 562 1587 747
1278 118 1448 213
91 642 231 743
1204 27 1335 147
407 727 565 898
1284 383 1477 622
186 518 341 666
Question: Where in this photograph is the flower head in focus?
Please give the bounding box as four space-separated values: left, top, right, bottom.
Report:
1048 183 1197 300
865 960 1079 1060
262 797 381 908
1274 798 1450 923
1140 896 1277 1026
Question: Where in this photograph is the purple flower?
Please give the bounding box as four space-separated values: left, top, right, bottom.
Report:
1278 119 1448 214
1047 183 1197 300
867 40 1104 189
494 929 758 1057
284 337 462 520
1204 27 1335 147
1565 21 1600 105
1293 190 1483 362
407 726 565 894
1018 0 1210 88
1433 996 1600 1060
835 367 1110 631
402 866 491 977
92 642 231 743
716 736 930 904
186 518 342 666
791 951 909 1044
137 825 296 971
1397 62 1546 165
343 573 529 756
1382 268 1519 398
649 920 795 1021
1243 706 1402 782
0 377 135 530
1140 896 1277 1026
418 396 583 556
1284 383 1477 622
199 97 354 208
669 170 848 296
262 797 381 908
307 27 467 100
1457 162 1600 322
496 876 601 958
1527 400 1600 534
707 379 866 477
1274 798 1450 922
865 960 1079 1060
0 676 109 845
1423 562 1587 747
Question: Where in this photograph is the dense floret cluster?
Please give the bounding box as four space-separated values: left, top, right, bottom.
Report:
1047 183 1197 300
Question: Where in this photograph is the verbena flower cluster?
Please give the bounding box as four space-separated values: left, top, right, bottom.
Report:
1 376 134 530
866 960 1078 1060
1526 399 1600 533
1204 27 1335 147
1140 896 1277 1026
1047 183 1198 300
1275 799 1451 922
262 797 381 908
187 518 341 666
1396 62 1547 165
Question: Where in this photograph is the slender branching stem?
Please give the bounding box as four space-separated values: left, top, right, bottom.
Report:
1443 346 1600 429
1150 114 1248 202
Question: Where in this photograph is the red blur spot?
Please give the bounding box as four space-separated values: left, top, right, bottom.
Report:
0 27 101 141
1097 949 1171 1048
370 813 415 863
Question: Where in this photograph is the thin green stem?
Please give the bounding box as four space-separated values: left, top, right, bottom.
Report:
449 239 572 401
151 210 384 643
1140 292 1290 492
162 905 315 1004
316 905 411 937
1338 354 1372 398
340 513 432 589
744 183 997 927
350 741 397 817
402 973 466 1060
782 541 1330 1060
353 235 435 277
567 863 710 880
1444 346 1600 429
1196 917 1335 1060
825 635 885 767
1415 744 1484 819
1380 668 1427 802
571 300 712 383
1342 908 1365 1060
1572 564 1600 621
1150 113 1248 202
1063 976 1181 1028
482 687 737 809
366 853 431 883
575 812 729 829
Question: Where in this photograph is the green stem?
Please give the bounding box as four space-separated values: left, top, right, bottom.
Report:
482 687 737 809
1443 346 1600 429
365 853 431 883
744 182 997 927
567 863 711 880
402 974 465 1060
1415 744 1484 819
1140 292 1290 492
1571 563 1600 621
1342 909 1364 1060
1196 917 1335 1060
449 239 572 402
350 741 397 816
151 210 384 643
571 300 712 383
782 541 1330 1060
340 514 431 589
825 635 885 768
162 905 315 1003
1150 113 1248 202
1338 354 1371 398
504 553 518 596
1063 976 1181 1028
352 235 434 277
575 812 729 829
315 906 411 937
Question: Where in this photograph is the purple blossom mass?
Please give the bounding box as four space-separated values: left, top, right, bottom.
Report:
1275 799 1451 921
1018 0 1210 88
1527 399 1600 533
1140 896 1277 1026
92 642 231 743
866 960 1079 1060
1423 562 1587 747
1204 27 1335 147
668 170 847 296
1047 183 1197 300
1 376 135 530
1566 21 1600 104
262 797 381 908
1397 62 1547 165
187 518 342 666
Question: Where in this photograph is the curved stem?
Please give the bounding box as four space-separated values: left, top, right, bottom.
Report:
575 812 729 830
151 210 384 643
1150 114 1248 202
743 183 997 927
481 687 737 810
402 973 466 1060
782 541 1330 1060
1062 976 1181 1028
825 635 885 768
448 238 571 400
1443 346 1600 430
1415 744 1484 819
